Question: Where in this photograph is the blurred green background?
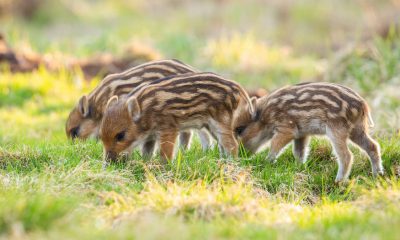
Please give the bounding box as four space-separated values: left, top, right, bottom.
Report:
1 1 399 133
0 0 400 133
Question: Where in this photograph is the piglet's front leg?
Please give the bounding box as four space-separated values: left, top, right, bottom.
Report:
159 129 179 163
267 131 294 163
142 136 157 160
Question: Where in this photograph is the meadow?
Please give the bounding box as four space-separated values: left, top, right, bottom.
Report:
1 0 400 239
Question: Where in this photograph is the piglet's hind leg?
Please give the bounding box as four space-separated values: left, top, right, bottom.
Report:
178 130 192 150
142 137 157 160
293 136 310 164
350 127 384 176
198 129 213 151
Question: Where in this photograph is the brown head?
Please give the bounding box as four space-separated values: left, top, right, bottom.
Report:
233 88 267 146
235 96 272 153
66 95 100 140
100 95 147 162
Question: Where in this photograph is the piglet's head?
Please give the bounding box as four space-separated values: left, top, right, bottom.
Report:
100 95 143 162
66 95 98 140
235 97 266 153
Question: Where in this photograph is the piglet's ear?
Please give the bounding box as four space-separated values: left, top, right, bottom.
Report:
250 96 258 120
106 95 119 109
78 95 90 117
126 96 141 121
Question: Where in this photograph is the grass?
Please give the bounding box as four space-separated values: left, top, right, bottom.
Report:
1 0 400 239
0 61 400 239
0 136 400 239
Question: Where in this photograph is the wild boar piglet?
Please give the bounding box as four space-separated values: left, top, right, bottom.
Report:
65 59 211 151
100 72 255 163
236 82 384 182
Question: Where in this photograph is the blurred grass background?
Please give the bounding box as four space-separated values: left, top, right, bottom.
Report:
1 0 400 130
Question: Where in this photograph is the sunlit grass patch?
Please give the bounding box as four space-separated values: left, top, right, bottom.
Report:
96 174 257 222
1 67 98 102
88 173 400 239
204 33 325 78
0 68 99 144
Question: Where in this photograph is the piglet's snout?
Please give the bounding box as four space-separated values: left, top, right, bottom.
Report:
106 151 118 161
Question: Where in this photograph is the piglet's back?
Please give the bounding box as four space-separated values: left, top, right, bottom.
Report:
91 59 197 112
262 82 370 125
131 72 253 125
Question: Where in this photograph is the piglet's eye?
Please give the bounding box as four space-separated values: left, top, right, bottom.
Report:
235 126 246 135
115 131 125 142
70 127 80 139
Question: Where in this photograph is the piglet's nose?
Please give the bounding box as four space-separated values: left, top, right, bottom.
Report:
106 151 118 161
70 127 80 139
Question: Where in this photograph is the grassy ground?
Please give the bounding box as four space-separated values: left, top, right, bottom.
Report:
1 45 400 239
1 0 400 239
